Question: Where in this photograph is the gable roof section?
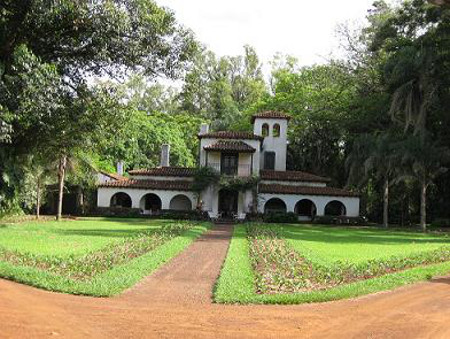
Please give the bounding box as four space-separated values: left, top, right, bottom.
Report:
128 167 196 177
251 111 291 123
99 179 192 191
260 170 331 183
259 184 358 197
198 131 264 141
204 140 256 153
99 170 128 181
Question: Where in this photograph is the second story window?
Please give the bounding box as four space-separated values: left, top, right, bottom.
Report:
262 123 269 137
221 153 238 175
264 152 276 170
273 123 280 137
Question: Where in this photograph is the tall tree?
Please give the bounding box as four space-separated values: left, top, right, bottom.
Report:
347 133 400 227
179 46 266 130
0 0 197 217
258 58 358 182
399 137 449 231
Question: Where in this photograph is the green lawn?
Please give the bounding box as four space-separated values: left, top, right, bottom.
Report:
214 223 450 304
0 217 210 296
0 217 175 257
282 225 450 265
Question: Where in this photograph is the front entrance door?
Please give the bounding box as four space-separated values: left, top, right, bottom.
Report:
218 189 238 219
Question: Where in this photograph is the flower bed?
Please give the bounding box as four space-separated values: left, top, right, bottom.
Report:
247 223 450 294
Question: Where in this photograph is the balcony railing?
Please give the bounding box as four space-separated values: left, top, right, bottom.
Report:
207 162 252 177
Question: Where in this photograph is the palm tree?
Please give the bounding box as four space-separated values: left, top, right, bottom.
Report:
399 136 449 231
347 133 398 228
21 154 55 219
388 42 438 138
54 152 97 221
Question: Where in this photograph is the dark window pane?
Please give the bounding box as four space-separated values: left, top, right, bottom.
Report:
221 153 238 175
264 152 275 170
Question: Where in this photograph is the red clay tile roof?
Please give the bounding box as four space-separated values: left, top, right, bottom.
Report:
99 170 128 181
198 131 264 141
128 167 196 177
260 170 331 183
251 111 291 123
99 179 192 191
259 184 359 197
204 140 256 153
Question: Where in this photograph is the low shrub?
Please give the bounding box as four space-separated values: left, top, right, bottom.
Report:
245 213 264 222
314 215 366 225
431 218 450 228
263 212 298 223
0 215 55 224
90 208 209 220
90 207 141 217
247 224 321 293
160 209 210 221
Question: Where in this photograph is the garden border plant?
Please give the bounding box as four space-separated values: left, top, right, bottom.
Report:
214 223 450 304
0 220 211 296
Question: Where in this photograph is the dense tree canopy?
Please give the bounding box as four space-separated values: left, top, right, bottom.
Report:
2 0 450 230
0 0 196 217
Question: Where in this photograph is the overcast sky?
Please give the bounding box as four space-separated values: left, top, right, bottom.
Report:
156 0 379 67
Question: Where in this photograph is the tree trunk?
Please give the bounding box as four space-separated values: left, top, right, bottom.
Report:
383 177 389 228
420 181 427 232
36 177 41 220
57 155 67 221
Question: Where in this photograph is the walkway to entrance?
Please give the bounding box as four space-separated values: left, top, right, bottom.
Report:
119 223 233 305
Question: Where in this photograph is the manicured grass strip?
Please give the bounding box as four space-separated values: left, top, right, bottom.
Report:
281 224 450 265
0 217 174 257
0 223 192 280
214 224 450 304
0 224 209 297
214 224 255 303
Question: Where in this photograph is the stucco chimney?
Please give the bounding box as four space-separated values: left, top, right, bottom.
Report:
160 144 170 167
199 123 209 135
117 161 124 176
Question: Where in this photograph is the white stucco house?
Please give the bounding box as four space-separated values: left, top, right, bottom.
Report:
97 111 360 220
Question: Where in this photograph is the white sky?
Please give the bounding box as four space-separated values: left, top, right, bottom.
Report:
156 0 378 67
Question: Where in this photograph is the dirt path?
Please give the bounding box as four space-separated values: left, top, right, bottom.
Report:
1 224 450 339
118 223 233 305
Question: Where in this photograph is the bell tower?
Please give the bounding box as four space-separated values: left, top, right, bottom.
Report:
252 111 290 171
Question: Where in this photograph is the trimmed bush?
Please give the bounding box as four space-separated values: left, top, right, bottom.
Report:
90 207 141 217
263 211 298 223
431 218 450 228
160 210 210 221
314 215 366 225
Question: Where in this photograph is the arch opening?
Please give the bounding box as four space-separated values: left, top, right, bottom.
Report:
140 193 162 215
110 192 132 208
169 194 192 211
273 123 281 137
324 200 347 216
295 199 317 219
264 198 287 214
218 189 239 219
261 123 269 137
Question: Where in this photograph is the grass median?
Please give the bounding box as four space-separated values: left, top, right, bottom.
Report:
0 217 210 296
214 223 450 304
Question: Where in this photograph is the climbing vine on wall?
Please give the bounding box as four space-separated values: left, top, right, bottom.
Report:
219 175 259 192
